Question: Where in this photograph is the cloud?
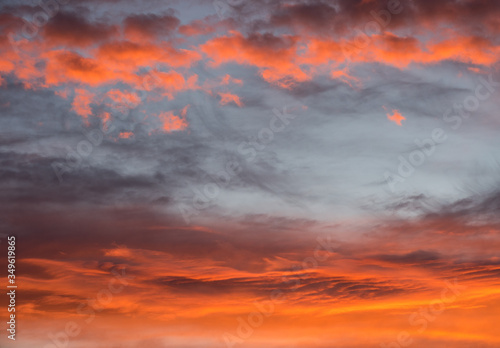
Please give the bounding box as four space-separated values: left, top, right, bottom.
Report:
118 131 133 139
372 250 442 265
42 11 117 48
386 109 405 126
201 31 310 88
1 1 500 347
221 74 243 85
71 88 95 122
123 12 180 41
43 49 131 87
106 89 141 109
97 41 201 69
269 2 339 34
154 70 199 99
179 19 217 37
218 92 243 107
156 105 189 133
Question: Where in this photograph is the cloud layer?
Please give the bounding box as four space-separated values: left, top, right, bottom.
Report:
1 0 500 347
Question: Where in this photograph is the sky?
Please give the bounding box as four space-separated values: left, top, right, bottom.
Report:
0 0 500 347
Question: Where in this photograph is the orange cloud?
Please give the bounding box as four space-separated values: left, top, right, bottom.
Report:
331 68 361 89
7 204 500 348
157 106 189 133
368 34 422 68
298 38 344 66
43 50 130 87
198 74 243 97
98 111 112 132
153 70 199 99
221 74 243 85
199 30 497 89
118 131 134 139
387 109 405 126
179 19 216 37
1 18 498 97
106 89 141 110
201 32 310 88
347 33 500 68
299 33 500 73
71 89 95 122
218 92 243 107
97 41 201 69
54 89 69 99
14 235 500 348
425 36 499 66
0 57 14 74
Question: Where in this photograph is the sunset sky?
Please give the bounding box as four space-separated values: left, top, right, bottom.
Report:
1 0 500 347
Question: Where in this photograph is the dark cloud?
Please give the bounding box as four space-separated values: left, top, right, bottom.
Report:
17 260 58 280
152 273 425 301
43 12 118 47
123 12 180 40
270 2 338 31
373 250 442 265
228 0 500 41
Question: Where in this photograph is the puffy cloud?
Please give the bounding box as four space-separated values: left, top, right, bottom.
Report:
43 50 131 87
269 2 339 34
106 89 141 109
156 105 189 133
386 109 405 126
42 12 118 48
218 92 243 107
201 32 310 88
71 88 95 122
179 19 216 37
154 70 199 99
97 41 201 69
